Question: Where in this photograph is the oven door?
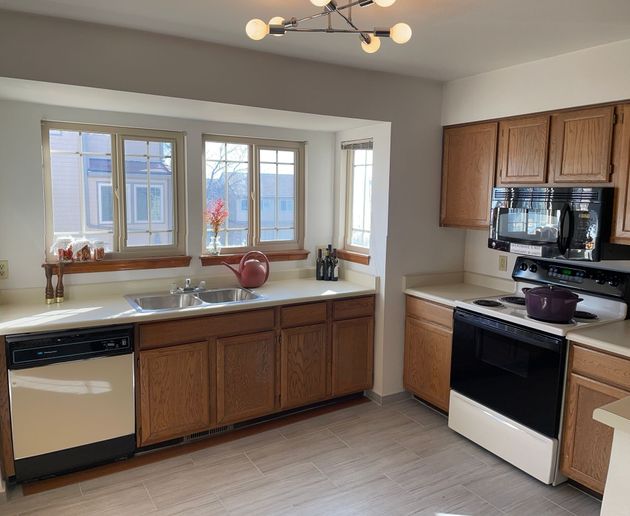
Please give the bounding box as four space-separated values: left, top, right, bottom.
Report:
451 309 566 438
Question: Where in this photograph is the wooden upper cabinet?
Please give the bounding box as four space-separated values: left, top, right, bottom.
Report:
280 324 328 409
441 123 498 228
138 342 211 446
332 317 374 396
497 115 550 185
216 331 276 425
612 104 630 244
549 106 615 183
560 373 628 493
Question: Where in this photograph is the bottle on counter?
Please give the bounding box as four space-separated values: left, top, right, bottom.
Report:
316 248 324 280
332 248 339 281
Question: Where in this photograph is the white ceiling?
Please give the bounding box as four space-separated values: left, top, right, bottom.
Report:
2 0 630 81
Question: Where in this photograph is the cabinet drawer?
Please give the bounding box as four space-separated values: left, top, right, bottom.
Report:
571 345 630 391
406 296 453 330
333 296 374 320
139 309 275 350
281 302 327 328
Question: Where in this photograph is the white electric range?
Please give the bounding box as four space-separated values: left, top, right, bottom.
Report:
448 257 630 485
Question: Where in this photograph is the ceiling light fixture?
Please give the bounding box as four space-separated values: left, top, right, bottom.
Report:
245 0 412 54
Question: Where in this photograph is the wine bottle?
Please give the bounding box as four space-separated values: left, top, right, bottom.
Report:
332 248 339 281
316 248 324 280
324 245 333 281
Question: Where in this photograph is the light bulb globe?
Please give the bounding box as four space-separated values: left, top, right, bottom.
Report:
310 0 331 6
390 22 412 44
245 19 269 41
361 36 381 54
374 0 397 6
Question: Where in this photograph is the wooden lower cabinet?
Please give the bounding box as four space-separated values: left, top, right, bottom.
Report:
216 331 277 424
403 317 452 412
560 372 629 493
332 317 374 396
138 342 211 446
280 324 328 409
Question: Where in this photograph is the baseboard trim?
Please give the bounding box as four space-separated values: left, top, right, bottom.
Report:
365 390 411 406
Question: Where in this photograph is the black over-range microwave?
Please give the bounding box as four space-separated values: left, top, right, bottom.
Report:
488 187 630 262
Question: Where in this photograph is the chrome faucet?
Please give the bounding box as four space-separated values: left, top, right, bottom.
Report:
170 279 206 294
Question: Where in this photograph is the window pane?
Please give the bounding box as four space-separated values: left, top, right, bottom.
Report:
123 138 174 248
348 149 373 249
205 141 249 248
259 148 296 242
48 129 113 248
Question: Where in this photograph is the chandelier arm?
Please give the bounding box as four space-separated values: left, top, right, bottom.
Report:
285 28 374 33
333 8 371 43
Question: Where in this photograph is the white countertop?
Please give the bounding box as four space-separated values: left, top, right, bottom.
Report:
0 279 375 336
404 283 512 307
567 320 630 359
594 396 630 434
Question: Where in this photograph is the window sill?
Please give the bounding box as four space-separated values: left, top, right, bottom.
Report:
42 256 192 274
337 249 371 266
200 249 310 266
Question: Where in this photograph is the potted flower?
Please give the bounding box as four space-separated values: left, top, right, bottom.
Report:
204 199 229 255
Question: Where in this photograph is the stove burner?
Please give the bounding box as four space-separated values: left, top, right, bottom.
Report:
574 311 599 320
500 296 526 306
527 315 576 325
473 299 504 308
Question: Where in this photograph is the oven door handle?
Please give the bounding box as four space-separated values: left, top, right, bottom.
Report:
454 310 565 354
557 203 574 256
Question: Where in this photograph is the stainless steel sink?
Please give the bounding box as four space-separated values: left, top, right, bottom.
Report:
127 293 204 312
126 288 262 313
197 288 260 304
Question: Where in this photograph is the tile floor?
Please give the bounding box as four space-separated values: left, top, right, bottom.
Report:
0 398 601 515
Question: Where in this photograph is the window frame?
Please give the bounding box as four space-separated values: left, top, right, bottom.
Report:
344 142 373 254
202 134 305 254
97 182 114 225
42 121 187 260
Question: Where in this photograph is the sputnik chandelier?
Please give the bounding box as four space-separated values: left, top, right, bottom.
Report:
245 0 412 54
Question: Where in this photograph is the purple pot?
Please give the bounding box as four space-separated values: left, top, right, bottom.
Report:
524 286 583 323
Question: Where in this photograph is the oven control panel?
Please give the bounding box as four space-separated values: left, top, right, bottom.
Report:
512 257 628 299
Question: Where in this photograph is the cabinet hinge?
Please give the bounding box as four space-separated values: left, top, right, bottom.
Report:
613 113 618 125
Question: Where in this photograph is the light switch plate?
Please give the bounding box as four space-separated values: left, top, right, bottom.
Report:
498 255 508 272
0 260 7 280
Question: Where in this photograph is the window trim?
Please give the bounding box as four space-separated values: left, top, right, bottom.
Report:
344 143 373 254
202 134 305 254
42 121 187 260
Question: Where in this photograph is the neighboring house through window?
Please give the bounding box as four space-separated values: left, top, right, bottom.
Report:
203 135 305 252
42 122 186 258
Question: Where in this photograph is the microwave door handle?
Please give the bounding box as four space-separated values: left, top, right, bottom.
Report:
557 203 572 255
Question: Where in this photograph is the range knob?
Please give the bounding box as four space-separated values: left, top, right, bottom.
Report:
609 278 620 288
529 264 538 273
520 263 529 271
596 274 606 285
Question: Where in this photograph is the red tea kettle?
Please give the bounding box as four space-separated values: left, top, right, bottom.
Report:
222 251 270 289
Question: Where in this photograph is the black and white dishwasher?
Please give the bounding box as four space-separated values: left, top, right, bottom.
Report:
6 324 135 482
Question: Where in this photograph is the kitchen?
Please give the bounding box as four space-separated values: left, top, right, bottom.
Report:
1 1 630 515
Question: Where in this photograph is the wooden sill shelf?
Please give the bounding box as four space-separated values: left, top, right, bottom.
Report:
42 256 192 274
336 249 370 266
200 249 309 266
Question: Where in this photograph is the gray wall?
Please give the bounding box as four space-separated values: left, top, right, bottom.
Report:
0 10 466 396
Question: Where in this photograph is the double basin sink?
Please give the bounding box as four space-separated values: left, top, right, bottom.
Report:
126 288 261 313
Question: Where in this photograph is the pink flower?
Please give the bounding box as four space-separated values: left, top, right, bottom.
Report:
204 199 229 236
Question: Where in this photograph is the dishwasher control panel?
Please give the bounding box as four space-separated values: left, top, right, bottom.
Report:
6 324 133 369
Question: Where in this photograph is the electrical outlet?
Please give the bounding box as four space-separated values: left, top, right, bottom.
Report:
498 255 508 272
0 260 7 280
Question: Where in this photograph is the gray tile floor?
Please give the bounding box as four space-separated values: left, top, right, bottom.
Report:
0 398 602 515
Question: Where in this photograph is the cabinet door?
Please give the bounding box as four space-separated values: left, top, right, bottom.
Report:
139 342 210 446
216 331 276 424
280 324 328 409
440 123 498 228
331 317 374 396
549 106 614 183
560 373 629 493
497 115 549 185
612 104 630 243
403 317 452 412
